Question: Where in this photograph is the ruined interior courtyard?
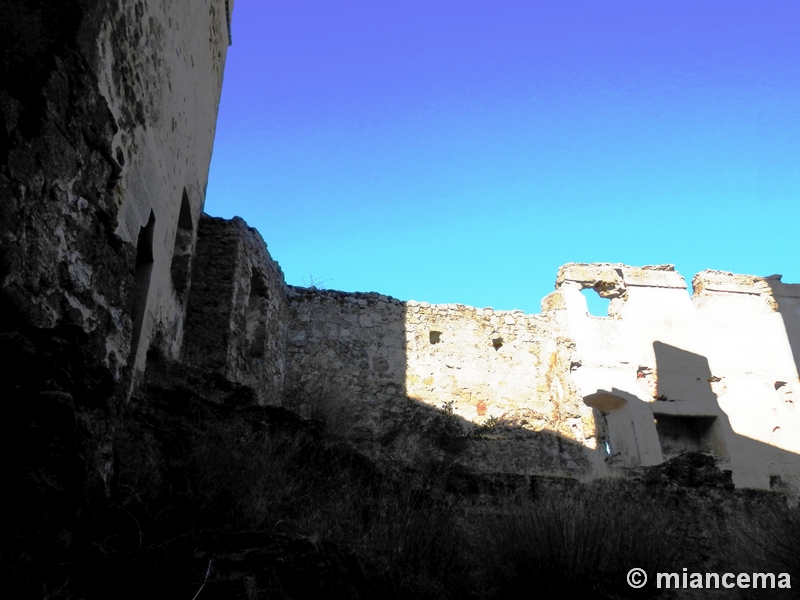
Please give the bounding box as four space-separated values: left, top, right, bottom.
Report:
2 1 799 597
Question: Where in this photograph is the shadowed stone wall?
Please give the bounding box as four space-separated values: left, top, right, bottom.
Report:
183 215 289 405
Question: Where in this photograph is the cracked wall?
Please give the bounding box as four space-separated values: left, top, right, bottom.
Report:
555 263 800 490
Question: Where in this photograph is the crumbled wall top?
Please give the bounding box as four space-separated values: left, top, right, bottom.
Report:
556 262 687 292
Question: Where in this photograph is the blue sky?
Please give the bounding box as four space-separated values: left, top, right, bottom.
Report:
206 1 800 314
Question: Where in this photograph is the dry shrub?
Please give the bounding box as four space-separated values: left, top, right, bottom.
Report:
486 482 685 599
284 374 364 439
723 494 800 590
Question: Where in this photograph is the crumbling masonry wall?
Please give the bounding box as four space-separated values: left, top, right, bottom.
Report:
555 263 800 490
278 260 800 485
282 286 600 477
96 0 234 375
4 0 795 498
0 0 235 569
174 215 800 488
0 0 234 392
183 215 289 405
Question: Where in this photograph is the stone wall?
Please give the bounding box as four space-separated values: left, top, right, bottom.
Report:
404 301 590 441
0 0 236 566
0 0 234 392
3 0 796 498
273 260 800 486
283 286 598 476
183 215 289 405
284 288 409 450
96 0 233 376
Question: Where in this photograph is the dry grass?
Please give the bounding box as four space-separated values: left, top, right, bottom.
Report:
17 371 800 599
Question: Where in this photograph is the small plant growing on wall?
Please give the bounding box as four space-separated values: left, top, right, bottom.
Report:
467 415 502 440
301 271 331 290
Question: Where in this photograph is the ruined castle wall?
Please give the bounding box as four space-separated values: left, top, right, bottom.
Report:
403 300 597 476
284 287 598 476
692 271 800 489
0 0 235 559
284 289 408 444
95 0 233 372
555 263 800 490
183 215 289 405
213 249 800 486
404 301 592 442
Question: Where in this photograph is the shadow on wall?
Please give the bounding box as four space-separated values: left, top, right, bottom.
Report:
596 342 800 491
766 279 800 412
282 287 599 478
181 216 290 405
651 342 733 463
176 230 800 487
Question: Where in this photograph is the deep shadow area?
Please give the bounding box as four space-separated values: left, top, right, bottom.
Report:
6 354 800 599
0 354 788 598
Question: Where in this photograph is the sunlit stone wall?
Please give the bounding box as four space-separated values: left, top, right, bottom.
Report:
282 286 599 476
403 300 593 445
275 262 800 487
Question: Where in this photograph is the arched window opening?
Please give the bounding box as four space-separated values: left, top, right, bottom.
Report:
170 189 194 301
130 211 156 363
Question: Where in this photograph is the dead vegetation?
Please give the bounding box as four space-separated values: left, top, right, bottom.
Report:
5 364 800 599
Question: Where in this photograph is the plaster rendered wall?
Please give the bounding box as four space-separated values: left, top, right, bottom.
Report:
556 263 800 491
693 271 800 490
95 0 233 374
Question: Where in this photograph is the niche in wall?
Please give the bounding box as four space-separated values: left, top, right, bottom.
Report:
654 415 728 460
170 189 194 302
130 211 156 362
246 270 268 360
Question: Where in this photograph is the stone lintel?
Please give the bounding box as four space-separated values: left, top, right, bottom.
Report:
556 263 687 292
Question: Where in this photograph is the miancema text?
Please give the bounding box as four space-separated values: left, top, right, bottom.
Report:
658 570 791 589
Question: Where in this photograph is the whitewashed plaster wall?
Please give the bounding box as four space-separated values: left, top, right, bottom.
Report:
693 271 800 490
96 0 233 374
557 263 800 490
